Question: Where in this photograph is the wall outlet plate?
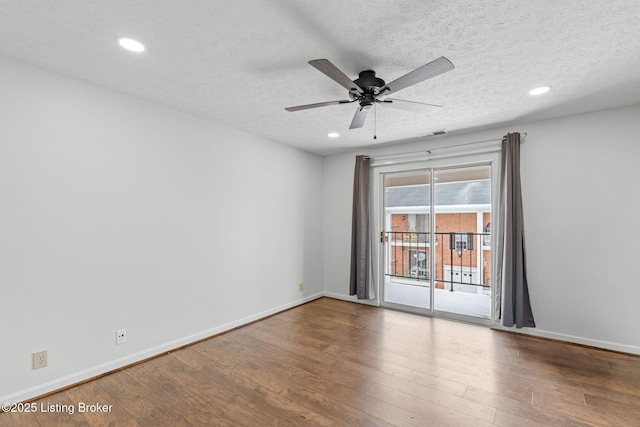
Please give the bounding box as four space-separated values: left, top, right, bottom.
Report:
33 350 47 369
116 329 126 345
299 282 304 292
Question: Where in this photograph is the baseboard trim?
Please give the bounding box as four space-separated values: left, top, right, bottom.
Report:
323 291 379 306
1 293 324 404
491 325 640 356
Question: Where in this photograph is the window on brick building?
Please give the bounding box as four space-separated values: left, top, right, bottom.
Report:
408 214 428 233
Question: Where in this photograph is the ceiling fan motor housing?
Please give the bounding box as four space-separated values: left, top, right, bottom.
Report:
351 70 386 108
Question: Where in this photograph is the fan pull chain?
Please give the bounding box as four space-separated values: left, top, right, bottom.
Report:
373 102 377 140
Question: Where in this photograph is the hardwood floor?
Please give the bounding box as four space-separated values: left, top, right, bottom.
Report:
2 297 640 426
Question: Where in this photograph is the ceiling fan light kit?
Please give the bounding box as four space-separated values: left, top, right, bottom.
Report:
285 56 455 135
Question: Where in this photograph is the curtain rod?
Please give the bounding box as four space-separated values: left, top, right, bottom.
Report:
369 132 527 162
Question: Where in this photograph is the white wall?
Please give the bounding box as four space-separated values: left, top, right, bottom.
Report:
0 56 324 402
323 104 640 354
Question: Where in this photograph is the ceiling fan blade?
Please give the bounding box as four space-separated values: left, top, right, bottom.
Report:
349 106 369 129
380 56 454 95
285 100 353 112
379 98 443 112
309 59 364 95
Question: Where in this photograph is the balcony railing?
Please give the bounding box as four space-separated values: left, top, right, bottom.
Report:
384 231 490 290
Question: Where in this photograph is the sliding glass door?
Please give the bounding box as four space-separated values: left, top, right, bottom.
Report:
374 155 498 324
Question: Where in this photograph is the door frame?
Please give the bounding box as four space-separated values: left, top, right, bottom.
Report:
372 151 500 325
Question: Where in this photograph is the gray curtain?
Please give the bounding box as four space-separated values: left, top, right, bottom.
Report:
495 133 535 328
349 155 374 299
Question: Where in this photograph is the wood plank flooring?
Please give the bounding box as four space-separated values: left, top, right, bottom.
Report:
2 297 640 426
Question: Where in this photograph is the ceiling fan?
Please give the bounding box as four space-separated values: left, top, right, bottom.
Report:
285 56 454 131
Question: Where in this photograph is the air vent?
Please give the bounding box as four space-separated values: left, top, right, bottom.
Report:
417 129 449 138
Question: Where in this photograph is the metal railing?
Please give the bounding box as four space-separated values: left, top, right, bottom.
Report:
384 231 490 290
384 231 430 280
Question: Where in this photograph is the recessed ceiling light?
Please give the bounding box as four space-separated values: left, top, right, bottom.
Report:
528 86 550 96
116 37 145 53
327 132 340 138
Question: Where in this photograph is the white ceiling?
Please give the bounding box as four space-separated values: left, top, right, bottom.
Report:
1 1 639 156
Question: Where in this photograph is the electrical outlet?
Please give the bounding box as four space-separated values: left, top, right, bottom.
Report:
116 329 127 345
33 350 47 369
299 282 304 292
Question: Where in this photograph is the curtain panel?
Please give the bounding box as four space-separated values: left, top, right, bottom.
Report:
495 132 535 328
349 155 374 299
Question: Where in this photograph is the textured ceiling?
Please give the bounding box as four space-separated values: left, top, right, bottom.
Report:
1 1 639 155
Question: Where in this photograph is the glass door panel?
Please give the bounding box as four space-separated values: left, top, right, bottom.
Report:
382 170 431 311
432 165 492 320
